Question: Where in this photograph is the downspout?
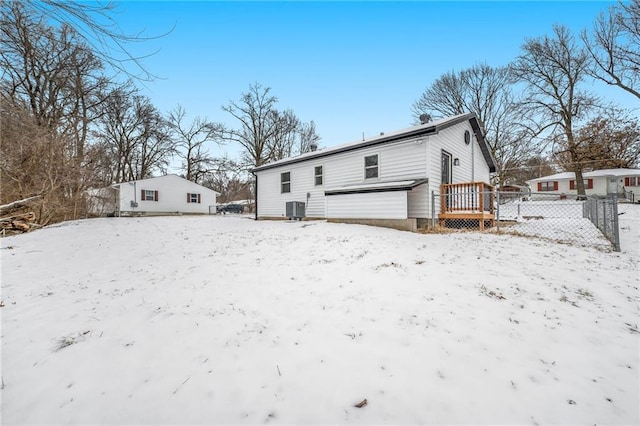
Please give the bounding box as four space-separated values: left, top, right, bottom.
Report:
251 170 258 221
471 133 475 183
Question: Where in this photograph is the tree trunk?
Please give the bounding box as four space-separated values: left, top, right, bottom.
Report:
574 169 587 199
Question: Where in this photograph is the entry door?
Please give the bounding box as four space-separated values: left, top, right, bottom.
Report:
441 150 452 185
607 178 618 195
441 150 453 209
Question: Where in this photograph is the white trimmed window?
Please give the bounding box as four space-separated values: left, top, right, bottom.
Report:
141 190 158 201
625 177 639 187
314 165 323 186
364 154 379 179
187 193 201 203
281 172 291 193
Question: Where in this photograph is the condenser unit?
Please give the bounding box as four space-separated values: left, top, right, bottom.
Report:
286 201 305 220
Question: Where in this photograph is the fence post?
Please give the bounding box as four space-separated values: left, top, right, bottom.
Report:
611 193 621 252
496 190 500 232
603 198 608 236
431 191 435 229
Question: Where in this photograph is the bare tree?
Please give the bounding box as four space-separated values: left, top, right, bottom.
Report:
221 83 318 169
504 156 558 185
220 83 277 168
268 109 300 161
0 94 78 224
96 84 175 182
582 0 640 100
1 2 114 222
200 158 252 203
297 120 322 154
511 25 599 197
1 3 108 141
555 108 640 170
412 63 537 185
4 0 170 80
167 105 221 184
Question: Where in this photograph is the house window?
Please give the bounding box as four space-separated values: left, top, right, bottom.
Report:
364 154 379 179
187 193 201 203
538 181 558 192
625 177 639 187
141 189 158 201
569 179 593 190
314 166 323 186
281 172 291 193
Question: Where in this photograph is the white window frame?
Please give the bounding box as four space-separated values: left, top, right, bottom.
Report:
314 165 323 186
364 153 379 180
281 171 291 193
189 193 199 203
144 190 156 201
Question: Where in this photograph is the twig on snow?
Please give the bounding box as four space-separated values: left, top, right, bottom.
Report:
354 398 368 408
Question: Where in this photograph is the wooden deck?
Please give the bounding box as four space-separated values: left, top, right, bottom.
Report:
439 182 495 230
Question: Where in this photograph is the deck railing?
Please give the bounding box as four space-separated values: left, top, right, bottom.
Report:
440 182 494 214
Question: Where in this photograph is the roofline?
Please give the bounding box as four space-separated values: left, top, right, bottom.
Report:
111 174 221 195
526 168 640 183
252 113 496 173
253 126 440 172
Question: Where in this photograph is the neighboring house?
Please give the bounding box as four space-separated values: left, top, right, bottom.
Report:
112 175 220 216
526 168 640 200
251 113 497 231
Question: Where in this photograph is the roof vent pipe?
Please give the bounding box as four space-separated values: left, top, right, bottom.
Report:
419 113 431 124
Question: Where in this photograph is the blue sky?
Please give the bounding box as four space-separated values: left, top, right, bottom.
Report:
112 1 636 161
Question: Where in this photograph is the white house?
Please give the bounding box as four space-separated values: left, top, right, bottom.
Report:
112 175 220 216
251 113 497 231
526 168 640 200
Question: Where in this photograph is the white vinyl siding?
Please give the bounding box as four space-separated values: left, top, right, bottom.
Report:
258 164 325 218
428 123 491 191
428 123 491 216
326 191 408 219
407 183 430 218
323 139 427 188
257 137 429 218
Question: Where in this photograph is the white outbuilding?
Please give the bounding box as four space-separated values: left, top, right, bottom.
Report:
112 175 219 216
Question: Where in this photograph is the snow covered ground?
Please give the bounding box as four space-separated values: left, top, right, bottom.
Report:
1 204 639 425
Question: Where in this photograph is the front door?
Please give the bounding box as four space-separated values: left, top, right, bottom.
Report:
607 178 618 195
442 150 453 209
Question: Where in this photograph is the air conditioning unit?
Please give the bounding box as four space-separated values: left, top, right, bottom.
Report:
286 201 305 220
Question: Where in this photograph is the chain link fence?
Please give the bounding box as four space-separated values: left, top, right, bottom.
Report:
431 190 621 251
